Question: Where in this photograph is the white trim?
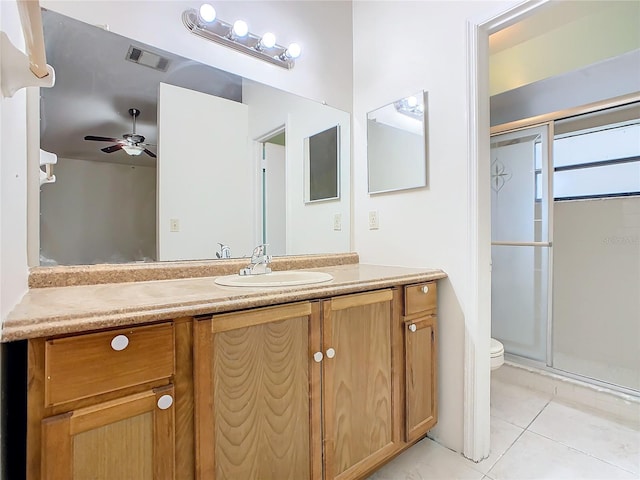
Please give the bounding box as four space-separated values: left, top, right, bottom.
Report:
463 0 550 462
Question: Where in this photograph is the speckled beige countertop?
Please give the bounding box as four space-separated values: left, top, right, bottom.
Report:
3 263 446 342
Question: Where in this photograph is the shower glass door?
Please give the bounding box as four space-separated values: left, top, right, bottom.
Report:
491 124 552 363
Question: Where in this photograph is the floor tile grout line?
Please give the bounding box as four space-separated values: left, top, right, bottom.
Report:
482 399 552 479
523 399 552 431
523 429 640 477
483 425 528 479
526 399 640 476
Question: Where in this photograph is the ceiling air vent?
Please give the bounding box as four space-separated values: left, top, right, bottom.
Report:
125 45 170 72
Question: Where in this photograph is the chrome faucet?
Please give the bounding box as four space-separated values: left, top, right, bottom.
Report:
216 243 231 259
239 244 272 275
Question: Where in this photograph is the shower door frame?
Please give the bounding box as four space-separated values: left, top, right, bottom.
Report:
490 122 554 366
490 93 640 395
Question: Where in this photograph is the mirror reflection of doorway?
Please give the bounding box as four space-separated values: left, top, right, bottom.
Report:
259 128 286 256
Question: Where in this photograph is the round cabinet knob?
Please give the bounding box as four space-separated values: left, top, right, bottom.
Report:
157 394 173 410
313 351 324 363
110 334 129 351
326 348 336 359
409 324 417 333
421 285 429 294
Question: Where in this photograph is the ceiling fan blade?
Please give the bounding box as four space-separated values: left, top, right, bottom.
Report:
85 135 121 143
101 144 123 153
143 149 157 158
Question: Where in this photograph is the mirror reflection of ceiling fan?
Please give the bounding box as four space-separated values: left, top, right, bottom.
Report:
84 108 156 158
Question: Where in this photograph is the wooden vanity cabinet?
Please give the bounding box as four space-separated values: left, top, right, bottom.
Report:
322 289 402 480
41 385 175 479
194 289 406 480
27 322 179 480
402 282 438 442
194 302 322 480
24 279 439 480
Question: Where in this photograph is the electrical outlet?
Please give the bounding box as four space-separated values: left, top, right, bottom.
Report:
368 211 379 230
169 218 180 232
333 213 342 231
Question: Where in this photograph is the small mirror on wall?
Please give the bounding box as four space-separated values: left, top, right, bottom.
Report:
367 91 428 194
304 125 340 203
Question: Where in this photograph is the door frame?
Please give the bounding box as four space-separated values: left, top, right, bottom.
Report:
464 0 550 462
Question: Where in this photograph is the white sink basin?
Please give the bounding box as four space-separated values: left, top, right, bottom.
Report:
214 270 333 287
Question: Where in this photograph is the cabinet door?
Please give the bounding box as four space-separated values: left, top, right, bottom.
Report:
404 315 437 442
194 302 322 480
322 289 402 480
41 385 175 480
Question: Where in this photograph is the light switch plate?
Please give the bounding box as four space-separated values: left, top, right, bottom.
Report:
169 218 180 232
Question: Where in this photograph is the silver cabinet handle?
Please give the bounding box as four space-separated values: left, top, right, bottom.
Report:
110 334 129 351
421 285 429 294
409 324 417 333
326 348 336 359
313 351 324 363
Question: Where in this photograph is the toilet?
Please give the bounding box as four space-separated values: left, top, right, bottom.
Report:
490 338 504 370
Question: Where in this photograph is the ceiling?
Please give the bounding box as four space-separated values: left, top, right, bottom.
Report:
40 8 243 167
488 1 609 55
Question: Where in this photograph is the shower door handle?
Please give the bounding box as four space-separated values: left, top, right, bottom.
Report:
491 241 552 247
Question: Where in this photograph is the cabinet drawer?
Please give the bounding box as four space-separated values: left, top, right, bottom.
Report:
404 282 437 316
45 323 174 406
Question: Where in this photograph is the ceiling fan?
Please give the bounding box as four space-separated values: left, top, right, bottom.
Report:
84 108 156 158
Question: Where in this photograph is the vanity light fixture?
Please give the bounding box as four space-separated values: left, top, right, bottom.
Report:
182 4 301 69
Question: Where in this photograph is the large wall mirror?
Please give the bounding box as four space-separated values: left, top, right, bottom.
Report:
38 8 350 266
367 91 428 194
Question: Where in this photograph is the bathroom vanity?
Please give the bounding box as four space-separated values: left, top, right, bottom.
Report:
3 257 445 479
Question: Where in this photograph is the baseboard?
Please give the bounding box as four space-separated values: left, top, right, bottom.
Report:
493 361 640 426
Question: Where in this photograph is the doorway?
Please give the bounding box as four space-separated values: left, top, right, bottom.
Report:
257 127 286 257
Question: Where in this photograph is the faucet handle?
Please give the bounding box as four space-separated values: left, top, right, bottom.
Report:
217 243 231 259
251 243 269 259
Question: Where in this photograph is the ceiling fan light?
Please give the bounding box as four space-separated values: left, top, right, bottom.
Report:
122 145 144 156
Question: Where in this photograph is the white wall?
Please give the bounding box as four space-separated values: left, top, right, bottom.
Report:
0 2 30 474
352 0 516 452
40 157 156 265
158 83 254 261
0 2 29 321
243 80 351 255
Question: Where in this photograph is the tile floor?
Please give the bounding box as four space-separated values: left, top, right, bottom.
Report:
368 371 640 480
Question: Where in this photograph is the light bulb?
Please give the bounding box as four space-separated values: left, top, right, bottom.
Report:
122 145 144 156
261 32 276 49
406 96 418 107
232 20 249 37
286 42 301 59
198 4 216 23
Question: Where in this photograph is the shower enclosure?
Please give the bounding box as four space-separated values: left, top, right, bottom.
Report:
491 101 640 394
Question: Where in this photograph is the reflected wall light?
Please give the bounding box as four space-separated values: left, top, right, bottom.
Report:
394 96 424 120
182 4 302 69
